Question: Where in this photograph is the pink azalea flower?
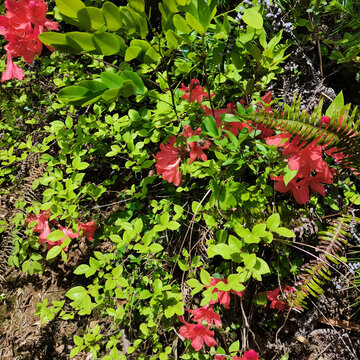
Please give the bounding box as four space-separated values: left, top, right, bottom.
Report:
180 79 214 103
183 125 211 164
154 136 183 186
187 306 222 327
178 316 217 351
78 220 98 241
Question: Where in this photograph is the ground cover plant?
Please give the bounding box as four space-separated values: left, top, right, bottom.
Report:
1 0 360 359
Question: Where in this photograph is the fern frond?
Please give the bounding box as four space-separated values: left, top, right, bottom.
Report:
242 95 360 172
289 214 360 309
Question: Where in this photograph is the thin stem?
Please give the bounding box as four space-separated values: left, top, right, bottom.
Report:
165 60 186 135
201 35 215 119
307 12 323 78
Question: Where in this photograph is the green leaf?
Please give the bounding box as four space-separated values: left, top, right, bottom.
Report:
167 221 180 230
139 290 152 299
73 335 83 346
66 32 96 52
118 80 137 97
119 7 137 35
93 32 121 55
38 32 73 53
58 86 90 103
72 157 89 170
56 0 85 19
210 243 232 259
185 12 204 34
47 229 66 242
275 227 295 238
229 340 240 353
242 253 257 269
164 0 178 12
118 71 145 95
46 245 62 260
325 91 344 118
74 264 90 275
242 6 263 29
266 213 280 231
125 45 142 61
200 269 211 285
187 278 201 288
143 47 161 64
77 7 106 31
149 243 163 253
283 166 298 186
77 80 108 93
201 116 220 138
165 29 183 49
128 0 145 13
173 14 191 33
100 72 124 89
252 223 267 237
66 286 92 315
102 2 122 31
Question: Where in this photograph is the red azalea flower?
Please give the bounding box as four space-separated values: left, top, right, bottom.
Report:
0 0 58 81
256 91 273 114
215 350 258 360
154 136 183 186
78 220 98 241
202 103 254 136
178 316 217 351
207 278 245 309
180 79 214 103
214 355 225 360
239 349 259 360
187 305 222 327
26 210 51 233
270 175 309 205
252 91 274 138
1 53 24 81
267 285 294 311
267 133 333 204
38 219 51 244
46 225 80 250
183 125 211 164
